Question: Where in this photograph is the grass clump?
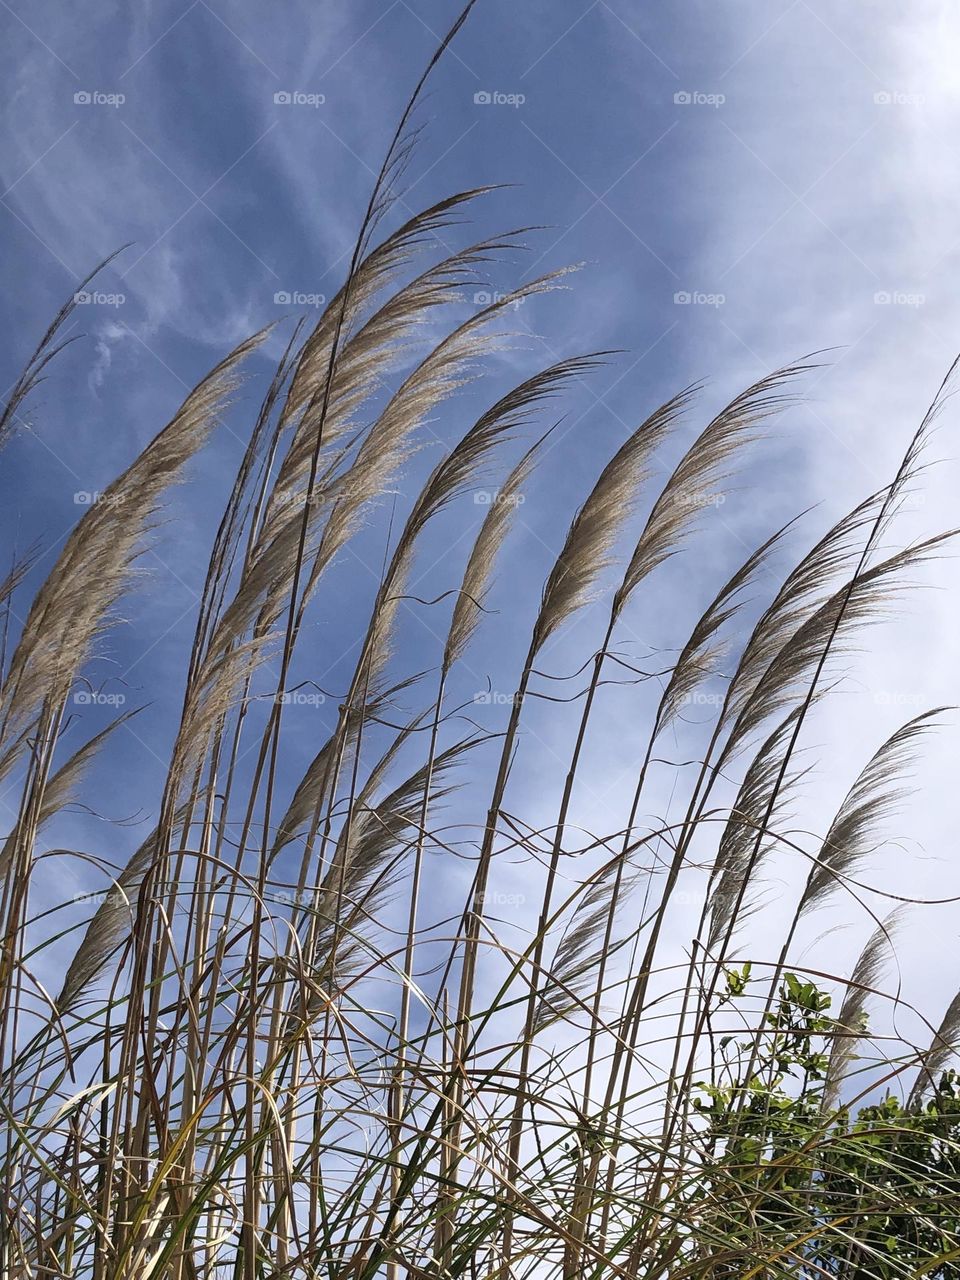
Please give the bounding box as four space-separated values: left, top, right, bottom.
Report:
1 8 960 1278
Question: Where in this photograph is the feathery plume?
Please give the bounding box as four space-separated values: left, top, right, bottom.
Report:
911 986 960 1107
800 709 945 916
531 387 693 655
823 915 899 1112
721 533 954 764
0 330 267 780
612 361 808 618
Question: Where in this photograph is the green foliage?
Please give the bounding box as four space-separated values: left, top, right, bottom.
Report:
691 974 960 1278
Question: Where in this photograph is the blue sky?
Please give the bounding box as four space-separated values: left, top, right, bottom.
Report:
2 0 959 1046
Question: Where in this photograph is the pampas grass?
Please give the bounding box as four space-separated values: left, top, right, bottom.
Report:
2 9 960 1279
